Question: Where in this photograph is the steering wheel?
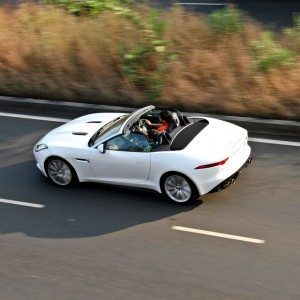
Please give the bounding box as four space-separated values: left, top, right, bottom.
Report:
138 119 148 132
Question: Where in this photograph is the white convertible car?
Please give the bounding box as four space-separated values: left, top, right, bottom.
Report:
34 105 252 204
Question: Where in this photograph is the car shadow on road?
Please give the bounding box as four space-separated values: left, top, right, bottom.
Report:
0 161 201 239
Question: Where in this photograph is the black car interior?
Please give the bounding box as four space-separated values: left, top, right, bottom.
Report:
102 108 208 153
130 108 190 151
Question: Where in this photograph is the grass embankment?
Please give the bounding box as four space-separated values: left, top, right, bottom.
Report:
0 2 299 119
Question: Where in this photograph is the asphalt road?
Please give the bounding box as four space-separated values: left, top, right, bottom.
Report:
152 0 300 28
0 114 299 299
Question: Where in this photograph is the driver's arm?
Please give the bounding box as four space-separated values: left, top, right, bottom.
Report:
144 119 163 129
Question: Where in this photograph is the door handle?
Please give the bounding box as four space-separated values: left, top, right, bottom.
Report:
136 160 145 164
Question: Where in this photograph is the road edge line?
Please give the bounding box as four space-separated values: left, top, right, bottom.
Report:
0 95 299 126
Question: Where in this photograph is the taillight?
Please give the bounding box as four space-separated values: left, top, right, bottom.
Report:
195 157 229 170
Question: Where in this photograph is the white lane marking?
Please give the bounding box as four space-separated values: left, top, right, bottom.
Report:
172 226 266 244
248 137 300 147
176 2 226 6
0 96 134 112
0 112 69 123
0 198 45 208
1 95 299 126
0 111 298 147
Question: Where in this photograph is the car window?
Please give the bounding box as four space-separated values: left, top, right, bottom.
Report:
106 133 152 152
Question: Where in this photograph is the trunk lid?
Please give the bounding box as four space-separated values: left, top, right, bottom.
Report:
186 117 247 162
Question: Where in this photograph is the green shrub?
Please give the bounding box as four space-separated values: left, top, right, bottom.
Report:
208 6 244 36
283 14 300 53
45 0 175 99
292 13 300 33
44 0 133 16
251 31 295 72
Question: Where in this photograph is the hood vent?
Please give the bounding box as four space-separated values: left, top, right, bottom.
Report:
86 121 102 124
72 132 88 136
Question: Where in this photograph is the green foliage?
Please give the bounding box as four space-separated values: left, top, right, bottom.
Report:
251 31 295 72
294 13 300 33
209 6 244 36
283 14 300 53
149 9 165 37
44 0 175 100
44 0 134 16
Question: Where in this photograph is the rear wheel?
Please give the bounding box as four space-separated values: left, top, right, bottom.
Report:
161 173 199 204
46 158 77 187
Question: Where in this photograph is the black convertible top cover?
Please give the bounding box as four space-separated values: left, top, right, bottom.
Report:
170 120 209 151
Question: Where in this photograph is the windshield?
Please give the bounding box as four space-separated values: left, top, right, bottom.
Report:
89 115 129 146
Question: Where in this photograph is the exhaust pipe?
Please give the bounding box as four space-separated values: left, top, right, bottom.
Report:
246 157 252 165
229 178 235 185
211 156 252 193
222 178 235 189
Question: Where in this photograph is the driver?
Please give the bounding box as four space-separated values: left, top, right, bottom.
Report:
144 111 170 133
133 111 171 141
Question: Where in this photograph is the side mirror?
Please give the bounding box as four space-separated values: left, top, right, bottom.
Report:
97 144 105 154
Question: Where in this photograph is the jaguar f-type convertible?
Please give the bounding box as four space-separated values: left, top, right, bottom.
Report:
33 106 252 204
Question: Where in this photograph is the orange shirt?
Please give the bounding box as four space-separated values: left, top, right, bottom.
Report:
157 120 169 132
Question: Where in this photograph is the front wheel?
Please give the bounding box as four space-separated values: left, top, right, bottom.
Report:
46 158 77 187
161 173 199 204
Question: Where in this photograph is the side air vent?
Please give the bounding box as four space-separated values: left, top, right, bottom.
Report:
86 121 102 124
72 132 88 136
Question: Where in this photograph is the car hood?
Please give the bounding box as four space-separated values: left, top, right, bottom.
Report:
185 117 248 162
40 112 126 148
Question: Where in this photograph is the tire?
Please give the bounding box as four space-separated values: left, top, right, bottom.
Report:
45 157 78 187
160 172 199 204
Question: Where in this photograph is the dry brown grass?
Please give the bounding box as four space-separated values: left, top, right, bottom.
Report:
0 3 299 119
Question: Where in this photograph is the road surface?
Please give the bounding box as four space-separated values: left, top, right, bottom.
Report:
155 1 300 28
0 112 299 299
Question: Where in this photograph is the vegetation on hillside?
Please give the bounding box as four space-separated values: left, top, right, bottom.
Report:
0 1 299 119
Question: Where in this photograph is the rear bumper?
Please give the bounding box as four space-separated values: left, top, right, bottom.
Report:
191 143 251 195
209 155 252 193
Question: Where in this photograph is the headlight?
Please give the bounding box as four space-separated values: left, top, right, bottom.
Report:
35 144 48 152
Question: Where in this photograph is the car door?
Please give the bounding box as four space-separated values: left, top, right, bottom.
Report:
89 133 151 183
